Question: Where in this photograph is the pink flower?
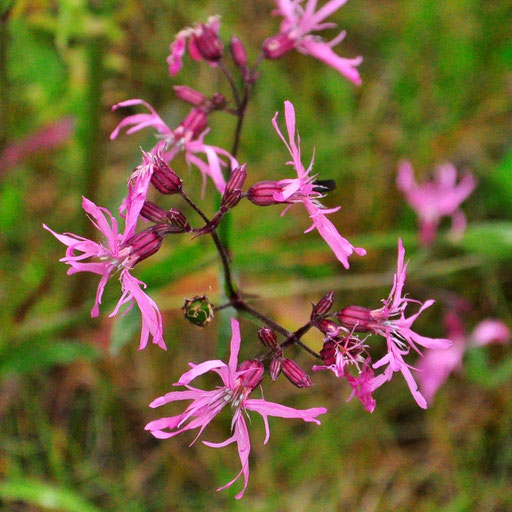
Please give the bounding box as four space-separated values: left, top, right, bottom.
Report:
0 117 74 173
418 313 510 403
271 100 365 268
313 334 377 412
167 16 222 76
43 197 166 351
263 0 362 85
397 160 476 246
145 318 327 499
110 99 237 194
367 239 452 408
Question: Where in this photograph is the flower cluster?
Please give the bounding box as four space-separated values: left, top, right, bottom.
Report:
44 0 508 500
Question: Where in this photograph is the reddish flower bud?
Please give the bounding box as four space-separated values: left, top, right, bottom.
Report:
209 93 227 111
141 201 168 223
173 85 206 106
124 226 164 264
247 180 285 206
281 358 313 388
222 164 247 209
153 223 185 237
258 326 278 349
166 208 191 232
180 108 208 138
192 23 223 61
150 157 182 195
269 357 282 381
337 305 372 332
262 34 295 59
320 339 337 366
230 36 248 68
238 360 264 389
311 291 334 318
315 319 341 338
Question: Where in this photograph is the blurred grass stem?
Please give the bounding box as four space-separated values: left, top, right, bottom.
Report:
68 37 105 309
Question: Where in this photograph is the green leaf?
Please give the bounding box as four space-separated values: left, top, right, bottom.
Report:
110 306 140 355
0 479 101 512
459 222 512 260
0 338 99 377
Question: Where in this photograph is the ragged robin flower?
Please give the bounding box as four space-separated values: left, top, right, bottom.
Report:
263 0 362 85
44 197 167 350
145 318 327 498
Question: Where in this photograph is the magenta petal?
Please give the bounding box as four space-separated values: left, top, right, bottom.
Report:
228 318 242 376
245 398 327 425
299 39 362 85
176 360 227 385
116 271 166 350
81 197 119 252
167 37 186 76
149 390 200 408
213 417 251 500
471 319 511 346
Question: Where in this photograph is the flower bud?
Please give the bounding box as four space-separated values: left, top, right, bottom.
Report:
180 108 208 139
192 23 223 61
124 226 164 264
210 92 227 110
258 326 278 349
182 295 214 327
315 319 341 338
153 223 184 237
141 201 168 223
269 357 282 381
166 208 191 232
247 180 285 206
337 305 372 332
150 157 182 195
311 291 334 318
320 339 337 366
262 34 295 59
230 36 247 68
281 359 312 388
238 360 264 389
222 164 247 209
173 85 206 106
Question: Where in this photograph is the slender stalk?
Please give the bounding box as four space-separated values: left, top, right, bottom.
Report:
234 300 290 337
218 59 242 108
180 190 237 298
69 37 105 308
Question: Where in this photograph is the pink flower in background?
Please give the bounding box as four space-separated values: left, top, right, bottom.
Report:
418 312 510 403
263 0 362 85
44 197 166 350
110 99 237 194
146 318 327 499
367 239 452 408
397 160 476 246
167 15 222 76
271 100 366 268
0 117 74 174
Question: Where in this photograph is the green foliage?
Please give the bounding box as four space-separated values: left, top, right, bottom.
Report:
0 479 101 512
2 0 512 510
0 338 99 377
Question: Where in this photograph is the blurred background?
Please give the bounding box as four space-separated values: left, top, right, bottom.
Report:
2 0 512 510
